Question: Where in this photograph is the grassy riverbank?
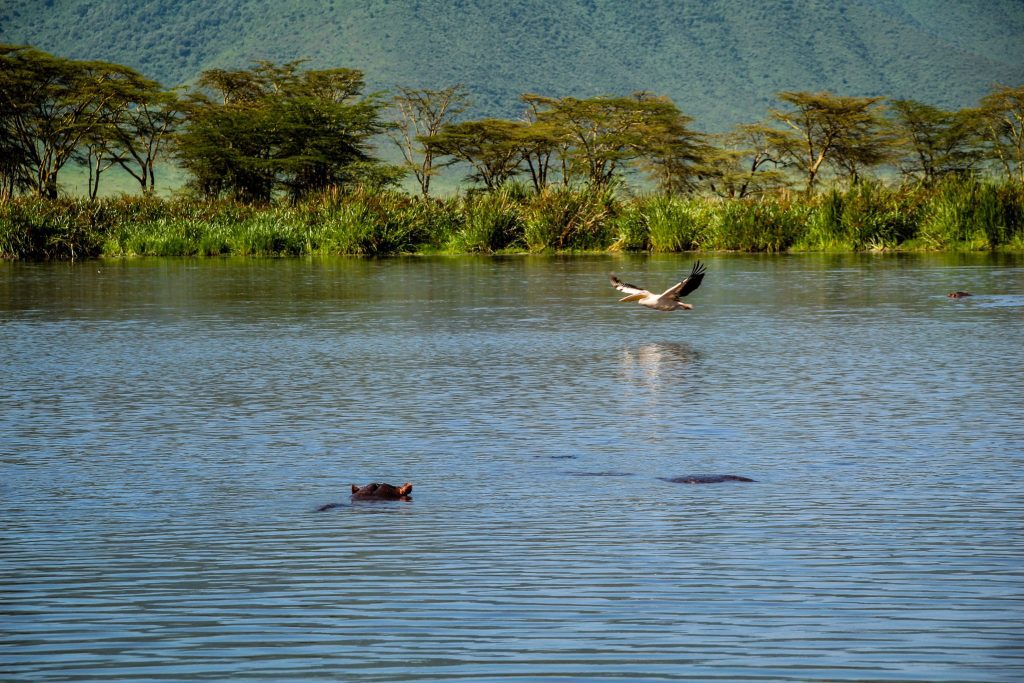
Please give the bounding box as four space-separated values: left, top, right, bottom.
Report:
2 179 1023 259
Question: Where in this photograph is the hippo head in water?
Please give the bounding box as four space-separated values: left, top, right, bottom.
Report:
351 482 413 500
947 291 972 298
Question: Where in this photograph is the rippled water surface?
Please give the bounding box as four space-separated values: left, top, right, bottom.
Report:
2 254 1023 682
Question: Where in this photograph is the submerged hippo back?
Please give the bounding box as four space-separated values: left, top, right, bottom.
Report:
662 475 755 484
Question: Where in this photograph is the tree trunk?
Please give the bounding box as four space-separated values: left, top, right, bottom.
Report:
419 151 433 196
42 175 58 200
88 163 99 200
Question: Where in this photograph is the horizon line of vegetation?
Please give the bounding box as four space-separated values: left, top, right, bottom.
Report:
3 177 1022 259
1 45 1023 259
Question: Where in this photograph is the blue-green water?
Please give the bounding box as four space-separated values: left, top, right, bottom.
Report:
2 254 1023 682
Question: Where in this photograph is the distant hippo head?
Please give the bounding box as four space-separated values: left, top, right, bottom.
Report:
351 482 413 500
947 291 972 298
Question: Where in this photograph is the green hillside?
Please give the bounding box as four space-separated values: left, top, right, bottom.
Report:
3 0 1023 131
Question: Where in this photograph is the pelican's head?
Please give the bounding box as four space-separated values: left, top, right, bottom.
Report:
618 293 645 302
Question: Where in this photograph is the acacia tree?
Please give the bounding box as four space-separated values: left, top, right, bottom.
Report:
427 92 708 193
523 93 707 190
178 79 274 201
423 118 526 190
69 82 180 198
388 84 469 195
631 93 710 193
528 94 653 186
0 144 28 200
828 117 894 185
705 123 787 198
514 120 562 193
278 69 397 199
977 84 1024 185
177 61 393 202
767 91 886 191
73 121 120 199
0 103 30 200
103 89 183 194
0 44 156 198
517 94 562 193
887 99 982 185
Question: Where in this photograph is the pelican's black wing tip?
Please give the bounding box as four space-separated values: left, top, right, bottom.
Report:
676 261 707 297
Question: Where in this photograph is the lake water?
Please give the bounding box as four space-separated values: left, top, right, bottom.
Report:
2 253 1023 682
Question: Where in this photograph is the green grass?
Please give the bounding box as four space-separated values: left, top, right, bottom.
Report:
3 179 1023 260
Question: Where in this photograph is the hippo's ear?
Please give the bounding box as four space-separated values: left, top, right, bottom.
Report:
399 483 413 496
351 484 360 493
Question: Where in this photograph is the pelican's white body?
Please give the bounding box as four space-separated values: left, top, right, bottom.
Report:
610 262 706 312
619 291 694 311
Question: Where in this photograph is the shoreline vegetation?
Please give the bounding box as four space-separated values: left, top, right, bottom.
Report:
3 178 1022 259
2 46 1024 259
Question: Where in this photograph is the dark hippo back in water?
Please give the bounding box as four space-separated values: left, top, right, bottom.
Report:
661 475 755 484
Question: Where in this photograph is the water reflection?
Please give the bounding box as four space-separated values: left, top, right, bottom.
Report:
618 341 701 389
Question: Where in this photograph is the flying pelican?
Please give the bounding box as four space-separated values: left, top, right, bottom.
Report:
610 261 706 311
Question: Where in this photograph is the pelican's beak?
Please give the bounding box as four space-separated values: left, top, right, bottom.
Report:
619 293 645 302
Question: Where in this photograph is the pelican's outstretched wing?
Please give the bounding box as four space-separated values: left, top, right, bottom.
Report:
610 274 650 297
661 261 706 299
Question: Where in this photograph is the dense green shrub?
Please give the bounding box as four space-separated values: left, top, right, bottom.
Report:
0 197 109 258
709 197 805 252
918 178 1024 249
452 185 525 253
308 189 429 255
798 183 921 251
610 195 707 252
523 185 617 251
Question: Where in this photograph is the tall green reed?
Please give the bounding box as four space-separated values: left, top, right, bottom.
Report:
306 188 438 255
798 183 920 251
523 184 617 251
919 178 1024 249
452 185 525 253
611 195 706 252
709 196 805 252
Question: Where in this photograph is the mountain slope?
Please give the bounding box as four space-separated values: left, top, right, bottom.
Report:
2 0 1023 131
